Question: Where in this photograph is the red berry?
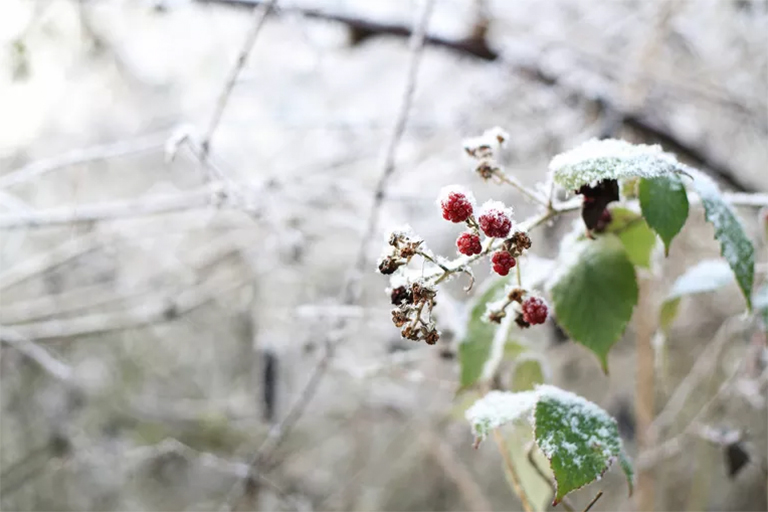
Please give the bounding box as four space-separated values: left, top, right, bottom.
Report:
478 203 512 238
438 187 474 223
456 232 482 256
491 250 516 276
521 297 548 325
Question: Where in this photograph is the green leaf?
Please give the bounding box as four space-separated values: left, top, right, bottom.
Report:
551 138 680 190
512 358 545 391
533 386 633 505
605 207 657 268
691 172 755 309
459 277 509 389
549 235 638 372
639 174 689 255
659 259 735 331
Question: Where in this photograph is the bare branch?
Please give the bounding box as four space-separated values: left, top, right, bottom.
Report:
0 326 75 384
0 130 169 190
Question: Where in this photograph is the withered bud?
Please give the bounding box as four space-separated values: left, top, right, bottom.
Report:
475 160 497 180
411 282 436 303
401 325 419 341
505 231 532 256
399 240 422 259
378 257 400 275
390 286 413 305
507 287 526 303
424 328 440 345
488 309 506 324
514 312 531 329
392 309 408 328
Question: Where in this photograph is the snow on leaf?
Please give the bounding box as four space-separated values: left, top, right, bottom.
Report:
550 139 680 191
533 385 633 504
689 169 755 309
465 390 537 440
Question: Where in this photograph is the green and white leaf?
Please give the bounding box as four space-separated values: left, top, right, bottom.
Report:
690 169 755 308
466 385 634 505
659 259 734 331
639 174 689 255
548 234 638 372
606 207 657 269
551 139 681 191
459 277 509 389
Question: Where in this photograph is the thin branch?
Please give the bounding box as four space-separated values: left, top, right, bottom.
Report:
0 130 169 189
200 0 277 165
0 326 75 384
217 2 436 510
582 491 603 512
493 429 533 512
0 185 223 230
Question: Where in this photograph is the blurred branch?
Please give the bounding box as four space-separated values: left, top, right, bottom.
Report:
218 1 436 510
0 130 169 189
197 0 760 193
493 429 533 512
0 326 75 384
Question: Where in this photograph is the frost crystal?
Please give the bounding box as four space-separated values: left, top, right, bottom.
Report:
550 138 680 190
465 390 537 440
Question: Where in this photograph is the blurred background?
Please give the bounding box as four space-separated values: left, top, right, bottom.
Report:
0 0 766 510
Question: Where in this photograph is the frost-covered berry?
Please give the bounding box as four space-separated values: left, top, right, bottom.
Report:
491 251 516 276
478 201 513 238
521 297 548 325
456 232 482 256
438 185 475 223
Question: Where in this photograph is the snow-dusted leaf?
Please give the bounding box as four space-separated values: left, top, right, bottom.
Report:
512 357 545 391
534 385 633 504
550 139 680 191
606 207 657 269
691 171 755 308
459 278 509 389
466 389 537 440
548 235 638 372
466 386 634 505
659 259 734 331
639 174 689 255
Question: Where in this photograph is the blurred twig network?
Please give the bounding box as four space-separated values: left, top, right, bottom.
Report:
1 0 766 511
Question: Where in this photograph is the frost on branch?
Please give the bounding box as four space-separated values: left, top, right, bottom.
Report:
466 385 634 505
550 138 681 191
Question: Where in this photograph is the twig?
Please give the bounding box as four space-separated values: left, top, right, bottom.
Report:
526 443 574 512
582 491 603 512
493 429 533 512
200 0 277 167
0 130 169 189
0 326 75 384
0 185 223 230
494 170 549 207
217 2 436 510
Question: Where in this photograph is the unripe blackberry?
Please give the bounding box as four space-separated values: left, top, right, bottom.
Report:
521 297 548 325
478 201 513 238
438 186 475 223
491 250 516 276
456 232 482 256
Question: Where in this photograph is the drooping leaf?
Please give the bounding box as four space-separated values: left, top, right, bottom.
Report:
725 441 750 478
659 259 735 331
548 235 638 372
459 278 509 389
639 174 689 255
578 179 619 231
466 386 634 505
512 357 545 391
605 207 657 269
691 171 755 309
550 138 680 191
533 386 633 504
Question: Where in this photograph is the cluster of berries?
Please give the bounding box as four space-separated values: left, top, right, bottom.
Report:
389 280 439 344
438 186 531 277
486 287 549 328
378 229 424 276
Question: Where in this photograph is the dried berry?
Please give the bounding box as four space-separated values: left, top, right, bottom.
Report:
491 250 516 276
521 297 548 325
456 232 482 256
507 287 525 303
424 328 440 345
378 256 400 275
515 312 531 329
392 309 408 328
390 286 412 305
487 309 506 324
478 201 513 238
438 186 475 223
505 231 532 255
